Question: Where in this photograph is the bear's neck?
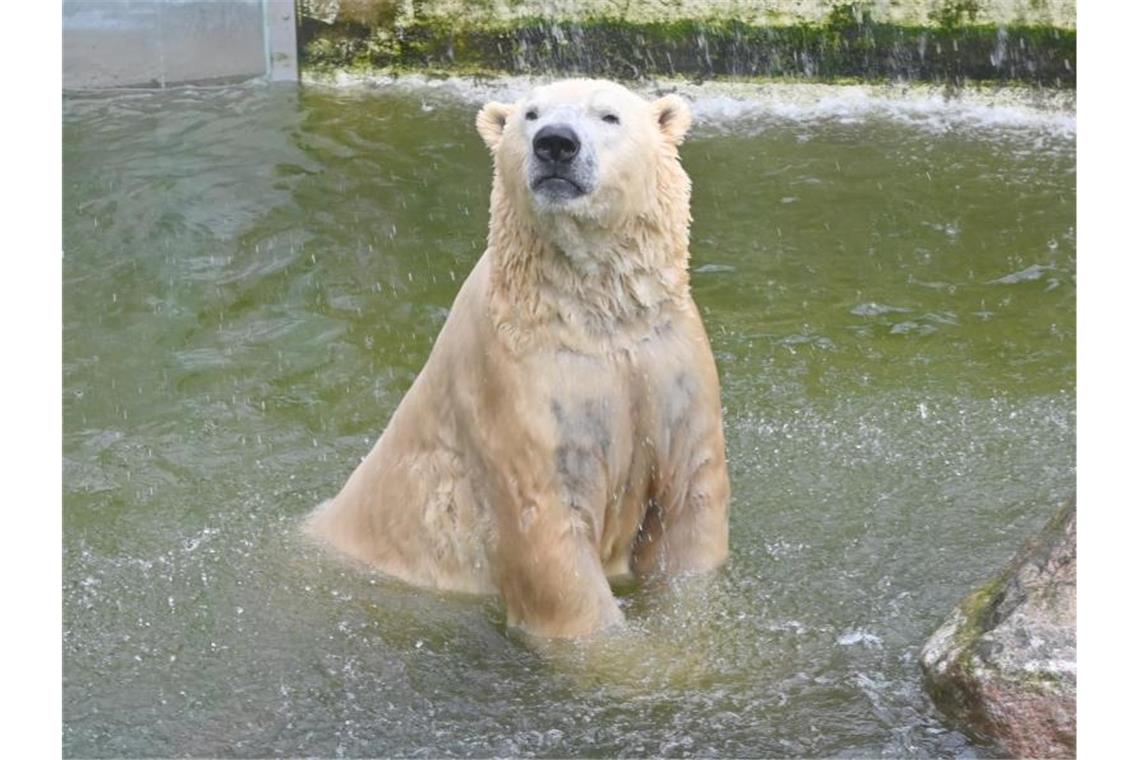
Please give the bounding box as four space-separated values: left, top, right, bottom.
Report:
486 192 692 354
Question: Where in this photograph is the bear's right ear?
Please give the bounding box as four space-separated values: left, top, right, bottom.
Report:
476 101 516 152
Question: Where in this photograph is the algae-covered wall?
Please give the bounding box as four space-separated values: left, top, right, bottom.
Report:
315 1 1076 29
298 0 1075 85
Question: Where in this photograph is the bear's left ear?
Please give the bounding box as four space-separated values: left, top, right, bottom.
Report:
652 94 692 146
476 101 516 152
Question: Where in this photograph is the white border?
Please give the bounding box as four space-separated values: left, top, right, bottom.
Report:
7 2 62 754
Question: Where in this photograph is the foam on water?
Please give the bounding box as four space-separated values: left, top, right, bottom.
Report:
317 72 1076 139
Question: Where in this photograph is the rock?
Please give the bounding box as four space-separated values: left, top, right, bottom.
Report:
920 500 1076 758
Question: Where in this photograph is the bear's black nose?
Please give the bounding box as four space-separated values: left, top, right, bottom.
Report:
533 125 580 164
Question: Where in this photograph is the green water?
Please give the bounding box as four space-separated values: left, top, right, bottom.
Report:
63 82 1075 757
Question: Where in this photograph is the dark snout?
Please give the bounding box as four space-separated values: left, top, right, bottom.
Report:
529 123 591 202
533 125 580 164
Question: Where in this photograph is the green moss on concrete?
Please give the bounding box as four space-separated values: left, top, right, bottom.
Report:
360 1 1076 30
931 1 983 28
299 14 1075 86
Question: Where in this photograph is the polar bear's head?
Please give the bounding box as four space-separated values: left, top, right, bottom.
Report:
476 79 692 229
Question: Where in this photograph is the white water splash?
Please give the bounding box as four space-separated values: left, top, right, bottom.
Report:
313 73 1075 139
837 629 884 648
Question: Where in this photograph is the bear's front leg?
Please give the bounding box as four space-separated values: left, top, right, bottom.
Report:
634 445 730 578
634 359 731 579
493 490 623 638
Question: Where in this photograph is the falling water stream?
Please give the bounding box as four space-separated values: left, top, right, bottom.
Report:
63 79 1074 757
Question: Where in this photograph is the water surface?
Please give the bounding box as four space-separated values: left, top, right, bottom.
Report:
63 80 1075 757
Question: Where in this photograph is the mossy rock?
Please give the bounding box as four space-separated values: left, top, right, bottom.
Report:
920 500 1076 758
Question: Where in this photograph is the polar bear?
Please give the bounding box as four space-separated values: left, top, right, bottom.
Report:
306 79 730 638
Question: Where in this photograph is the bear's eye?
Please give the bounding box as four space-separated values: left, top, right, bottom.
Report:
525 109 538 121
602 113 620 125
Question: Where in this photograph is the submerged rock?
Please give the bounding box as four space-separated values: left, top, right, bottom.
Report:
921 500 1076 758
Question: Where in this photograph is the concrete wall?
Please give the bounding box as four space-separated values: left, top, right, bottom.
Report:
302 0 1077 30
299 0 1076 86
63 0 297 89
